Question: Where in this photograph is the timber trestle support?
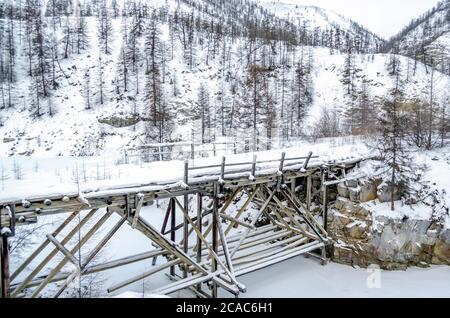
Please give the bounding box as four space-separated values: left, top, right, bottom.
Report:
0 152 364 298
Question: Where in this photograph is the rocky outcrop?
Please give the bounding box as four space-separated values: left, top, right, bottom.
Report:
329 197 450 269
433 229 450 265
98 115 143 128
337 178 382 203
2 137 15 143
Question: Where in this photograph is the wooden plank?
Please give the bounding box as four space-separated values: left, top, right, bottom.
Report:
108 260 180 293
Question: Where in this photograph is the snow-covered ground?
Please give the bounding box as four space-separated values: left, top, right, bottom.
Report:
219 258 450 298
111 256 450 298
0 137 366 202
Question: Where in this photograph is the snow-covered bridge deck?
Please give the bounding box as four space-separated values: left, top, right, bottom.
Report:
0 152 366 298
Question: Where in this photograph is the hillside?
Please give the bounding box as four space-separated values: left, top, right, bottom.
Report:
384 0 450 75
0 0 448 158
256 0 384 52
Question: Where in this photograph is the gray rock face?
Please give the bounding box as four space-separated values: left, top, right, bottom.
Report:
377 184 401 203
359 180 378 202
433 229 450 265
349 187 361 202
337 178 381 203
98 115 142 128
337 183 350 199
329 198 449 269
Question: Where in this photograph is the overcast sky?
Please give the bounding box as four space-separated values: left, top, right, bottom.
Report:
285 0 442 39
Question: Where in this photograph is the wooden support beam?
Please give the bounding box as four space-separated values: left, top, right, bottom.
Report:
199 188 240 245
131 193 145 229
233 241 325 277
151 273 214 296
279 189 325 243
232 237 309 266
165 273 211 298
108 260 180 293
53 215 127 298
153 202 173 266
224 186 260 236
11 210 80 282
11 209 98 298
115 208 209 277
175 188 242 294
196 193 203 294
47 235 80 270
307 175 312 210
220 213 255 230
30 210 112 298
12 250 167 290
170 198 176 276
229 189 276 259
183 160 189 266
1 235 10 298
283 186 328 237
211 183 219 298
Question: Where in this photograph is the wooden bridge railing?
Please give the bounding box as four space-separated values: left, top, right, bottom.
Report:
0 152 364 298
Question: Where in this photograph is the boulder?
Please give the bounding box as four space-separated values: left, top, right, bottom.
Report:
98 115 142 128
432 229 450 265
346 179 358 188
349 187 360 202
377 184 401 203
337 182 350 198
345 221 368 239
359 180 378 203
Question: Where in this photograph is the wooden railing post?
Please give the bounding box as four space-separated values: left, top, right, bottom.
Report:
170 198 176 277
183 160 189 278
1 235 10 298
211 183 219 298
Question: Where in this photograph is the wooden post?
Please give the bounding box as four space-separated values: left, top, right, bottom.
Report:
302 151 313 171
278 152 286 190
307 175 312 211
322 169 328 232
213 144 216 157
251 155 257 180
211 183 219 298
291 178 296 194
220 156 226 182
183 161 189 278
170 198 176 276
196 193 202 294
190 143 195 160
1 235 10 298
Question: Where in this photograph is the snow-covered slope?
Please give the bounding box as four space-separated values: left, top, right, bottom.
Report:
0 0 448 157
385 0 450 74
255 0 384 52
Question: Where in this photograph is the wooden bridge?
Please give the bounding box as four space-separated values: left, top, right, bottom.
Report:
0 152 364 298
